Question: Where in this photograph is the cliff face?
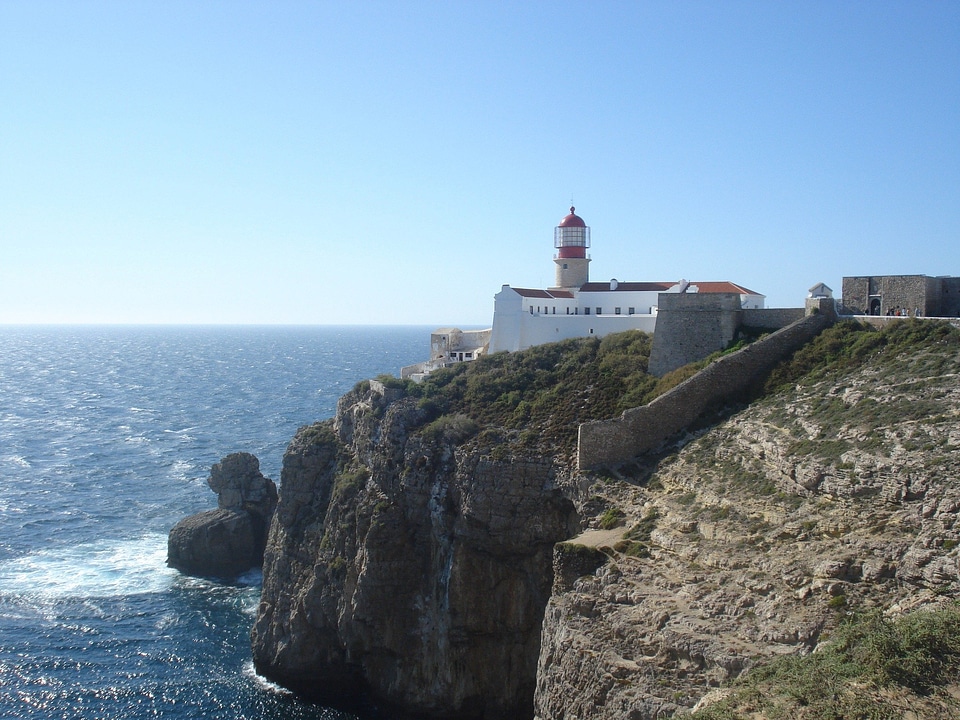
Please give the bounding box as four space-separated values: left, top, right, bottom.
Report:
251 382 578 718
252 322 960 720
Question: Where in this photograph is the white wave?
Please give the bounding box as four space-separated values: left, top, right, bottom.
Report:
169 459 195 479
3 454 31 468
242 660 292 695
0 533 177 599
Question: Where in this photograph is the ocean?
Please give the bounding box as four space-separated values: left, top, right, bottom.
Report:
0 325 433 719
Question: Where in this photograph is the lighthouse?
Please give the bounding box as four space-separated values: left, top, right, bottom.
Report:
552 206 591 289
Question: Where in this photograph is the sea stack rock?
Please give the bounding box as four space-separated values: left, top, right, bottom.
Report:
168 452 278 579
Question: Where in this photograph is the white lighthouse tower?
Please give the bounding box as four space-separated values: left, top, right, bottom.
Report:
552 206 591 289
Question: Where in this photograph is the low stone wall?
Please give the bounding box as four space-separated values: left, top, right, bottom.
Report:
742 307 805 329
578 312 834 469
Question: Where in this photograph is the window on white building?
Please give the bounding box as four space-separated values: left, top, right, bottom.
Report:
628 307 635 315
615 307 621 315
584 307 590 315
596 307 602 315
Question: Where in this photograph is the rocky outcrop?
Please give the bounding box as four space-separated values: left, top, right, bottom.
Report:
168 452 277 579
251 384 578 719
251 323 960 719
534 335 960 719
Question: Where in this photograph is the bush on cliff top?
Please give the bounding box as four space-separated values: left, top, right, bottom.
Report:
764 319 960 394
690 604 960 719
373 320 960 457
407 330 656 452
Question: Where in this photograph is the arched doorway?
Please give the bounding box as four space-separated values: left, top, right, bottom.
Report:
870 298 882 315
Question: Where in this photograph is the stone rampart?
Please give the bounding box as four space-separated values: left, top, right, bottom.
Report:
647 293 743 377
742 307 805 329
578 312 834 469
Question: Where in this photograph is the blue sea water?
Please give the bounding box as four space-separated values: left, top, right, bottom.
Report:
0 326 431 719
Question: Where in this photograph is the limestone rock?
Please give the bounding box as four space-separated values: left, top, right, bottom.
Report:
167 452 277 579
532 333 960 719
167 508 259 578
208 451 277 517
251 386 578 719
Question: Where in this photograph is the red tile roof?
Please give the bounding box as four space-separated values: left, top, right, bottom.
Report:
686 281 762 295
580 281 762 296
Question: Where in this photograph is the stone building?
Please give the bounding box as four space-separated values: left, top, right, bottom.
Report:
841 275 960 317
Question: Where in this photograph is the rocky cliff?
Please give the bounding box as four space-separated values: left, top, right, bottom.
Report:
537 320 960 719
251 381 578 718
251 322 960 719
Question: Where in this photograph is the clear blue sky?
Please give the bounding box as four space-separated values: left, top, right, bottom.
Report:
2 1 957 325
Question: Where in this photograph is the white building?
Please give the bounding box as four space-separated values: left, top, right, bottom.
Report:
401 207 764 379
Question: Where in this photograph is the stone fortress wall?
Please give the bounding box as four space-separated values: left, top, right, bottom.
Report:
578 298 836 469
647 293 806 377
842 275 960 317
647 293 743 378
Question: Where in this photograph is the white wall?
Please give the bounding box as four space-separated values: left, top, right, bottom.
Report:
488 285 760 354
489 286 659 353
488 287 524 353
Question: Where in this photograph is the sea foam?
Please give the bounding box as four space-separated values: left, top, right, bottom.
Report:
0 533 177 600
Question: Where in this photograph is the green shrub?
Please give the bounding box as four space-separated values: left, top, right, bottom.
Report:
332 466 369 499
374 373 412 391
613 540 650 557
828 593 847 609
691 604 960 719
407 330 659 454
421 414 480 444
598 507 626 529
625 507 659 543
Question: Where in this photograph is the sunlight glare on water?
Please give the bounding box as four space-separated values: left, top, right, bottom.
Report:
0 325 430 719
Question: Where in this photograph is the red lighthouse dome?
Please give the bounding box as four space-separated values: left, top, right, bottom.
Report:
558 207 586 228
555 206 590 258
